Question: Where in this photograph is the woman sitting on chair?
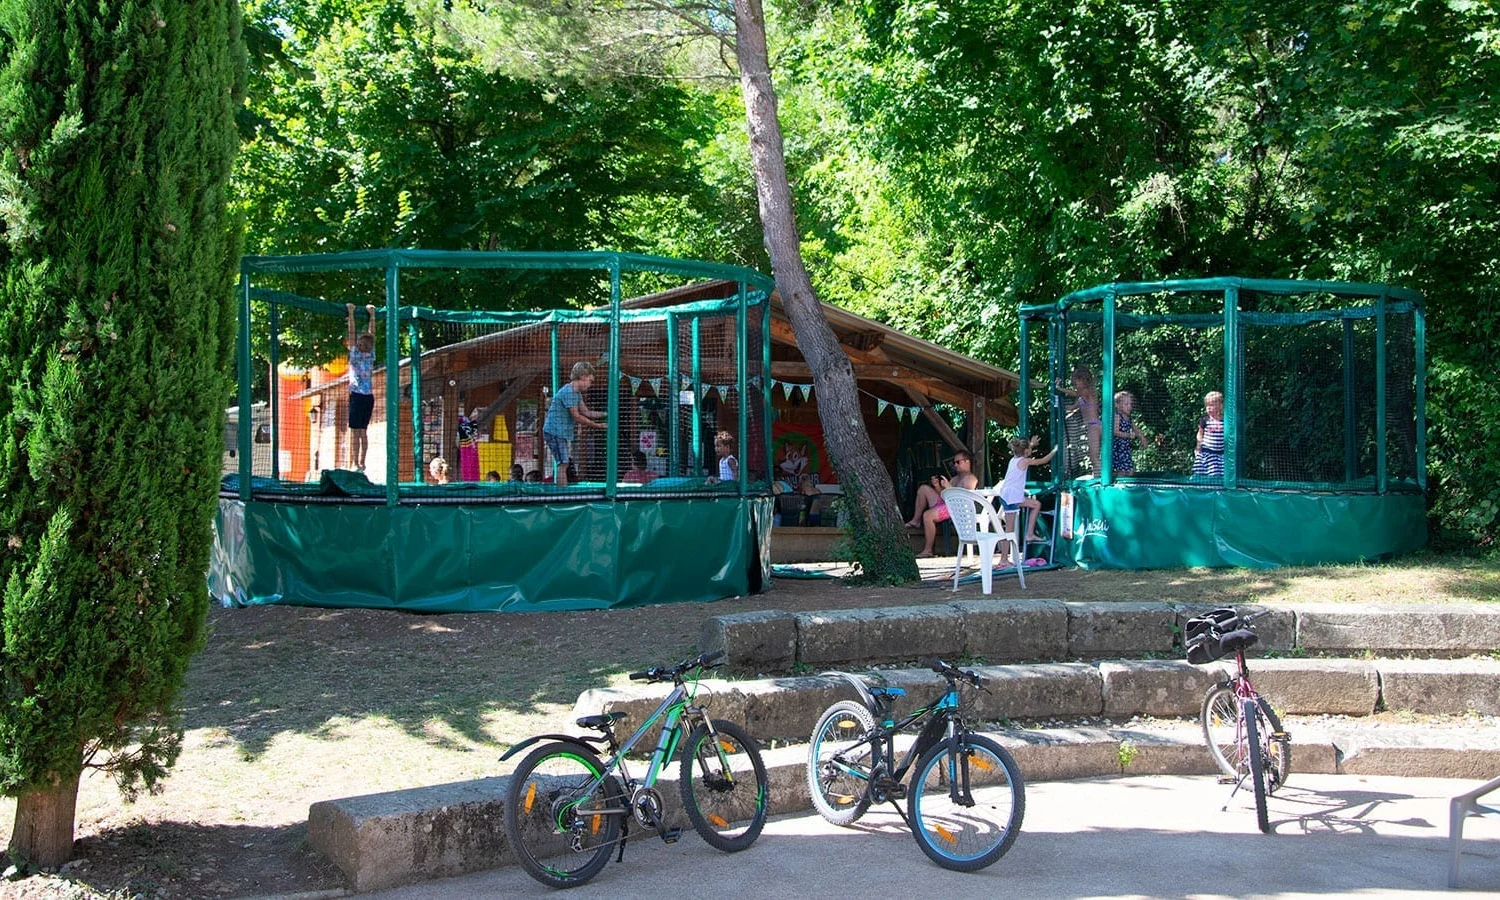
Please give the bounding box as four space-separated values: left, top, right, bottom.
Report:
907 451 978 558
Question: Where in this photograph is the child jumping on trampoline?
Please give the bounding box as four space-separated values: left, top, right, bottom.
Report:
344 303 377 472
543 361 606 487
997 435 1058 546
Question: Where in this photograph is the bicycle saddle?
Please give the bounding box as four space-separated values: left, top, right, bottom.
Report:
1218 628 1258 654
576 711 627 730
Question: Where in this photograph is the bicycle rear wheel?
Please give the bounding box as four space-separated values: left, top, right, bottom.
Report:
1202 686 1291 791
680 719 769 852
807 700 876 826
1201 684 1243 778
503 741 623 888
1244 699 1271 834
908 735 1025 872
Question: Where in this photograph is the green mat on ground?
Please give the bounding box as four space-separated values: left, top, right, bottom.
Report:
771 565 837 580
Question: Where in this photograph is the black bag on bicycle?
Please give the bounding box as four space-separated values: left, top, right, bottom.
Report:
1184 607 1240 665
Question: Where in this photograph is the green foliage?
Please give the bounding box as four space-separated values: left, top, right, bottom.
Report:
235 0 733 364
0 0 244 799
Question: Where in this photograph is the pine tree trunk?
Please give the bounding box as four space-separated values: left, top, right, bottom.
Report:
733 0 918 582
9 772 81 868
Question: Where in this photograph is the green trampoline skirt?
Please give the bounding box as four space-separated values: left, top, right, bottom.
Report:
210 495 774 612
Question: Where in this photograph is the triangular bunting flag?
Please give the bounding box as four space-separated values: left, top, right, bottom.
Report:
877 399 890 418
798 383 812 402
781 381 794 400
648 377 662 394
749 375 761 388
908 405 921 424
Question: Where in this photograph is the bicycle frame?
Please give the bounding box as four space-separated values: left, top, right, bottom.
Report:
825 678 964 804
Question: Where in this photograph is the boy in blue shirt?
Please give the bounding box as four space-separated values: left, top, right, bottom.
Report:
543 361 606 486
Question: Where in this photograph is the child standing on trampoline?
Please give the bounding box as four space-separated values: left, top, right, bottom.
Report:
1193 390 1225 477
1112 390 1146 476
1055 366 1101 476
344 303 377 472
543 361 606 487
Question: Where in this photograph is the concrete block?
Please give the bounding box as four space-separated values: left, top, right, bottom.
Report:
795 605 964 666
1065 601 1176 659
1338 745 1500 780
1174 604 1296 653
1377 658 1500 715
996 728 1121 781
1100 660 1223 717
1296 604 1500 654
739 675 850 743
974 663 1104 719
1287 740 1340 775
308 777 511 892
1248 659 1379 715
1111 730 1220 777
700 610 797 673
953 598 1069 662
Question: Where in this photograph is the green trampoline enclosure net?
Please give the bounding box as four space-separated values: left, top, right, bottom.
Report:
227 250 776 505
1018 277 1425 494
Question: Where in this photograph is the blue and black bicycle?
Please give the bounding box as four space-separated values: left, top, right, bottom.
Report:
807 659 1025 872
501 651 768 888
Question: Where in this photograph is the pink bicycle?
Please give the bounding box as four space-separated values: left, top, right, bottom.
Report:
1185 608 1291 833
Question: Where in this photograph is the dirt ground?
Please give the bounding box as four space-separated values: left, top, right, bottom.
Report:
1 557 1497 898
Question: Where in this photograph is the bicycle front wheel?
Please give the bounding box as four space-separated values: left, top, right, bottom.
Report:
1255 699 1291 794
503 741 622 888
680 719 769 852
1244 699 1271 834
908 735 1025 872
807 700 876 826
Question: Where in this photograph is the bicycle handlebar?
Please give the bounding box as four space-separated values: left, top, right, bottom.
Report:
628 650 726 683
924 657 986 688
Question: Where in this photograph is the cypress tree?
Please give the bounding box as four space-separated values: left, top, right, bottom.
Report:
0 0 245 867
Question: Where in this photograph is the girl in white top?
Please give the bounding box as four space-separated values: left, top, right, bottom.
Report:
714 430 739 482
997 436 1057 545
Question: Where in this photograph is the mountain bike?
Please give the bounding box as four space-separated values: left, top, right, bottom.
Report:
500 650 769 888
1185 607 1292 834
807 658 1025 872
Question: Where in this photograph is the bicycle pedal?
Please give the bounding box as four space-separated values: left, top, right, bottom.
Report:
1217 775 1238 785
658 827 681 844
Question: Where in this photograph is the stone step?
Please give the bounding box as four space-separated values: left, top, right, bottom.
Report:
700 600 1500 673
308 717 1500 893
575 657 1500 746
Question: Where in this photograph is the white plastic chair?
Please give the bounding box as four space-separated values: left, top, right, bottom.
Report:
941 487 1022 593
1450 773 1500 887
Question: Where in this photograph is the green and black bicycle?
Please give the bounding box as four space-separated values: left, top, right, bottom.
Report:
500 651 769 888
807 659 1025 872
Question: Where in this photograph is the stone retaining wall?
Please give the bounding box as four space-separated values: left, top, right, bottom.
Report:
578 657 1500 744
700 601 1500 674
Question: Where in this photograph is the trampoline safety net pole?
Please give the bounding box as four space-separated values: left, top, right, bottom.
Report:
737 280 748 494
237 272 253 500
385 263 400 505
606 258 621 494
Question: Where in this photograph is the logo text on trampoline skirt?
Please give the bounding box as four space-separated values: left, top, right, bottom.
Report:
1077 518 1109 539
